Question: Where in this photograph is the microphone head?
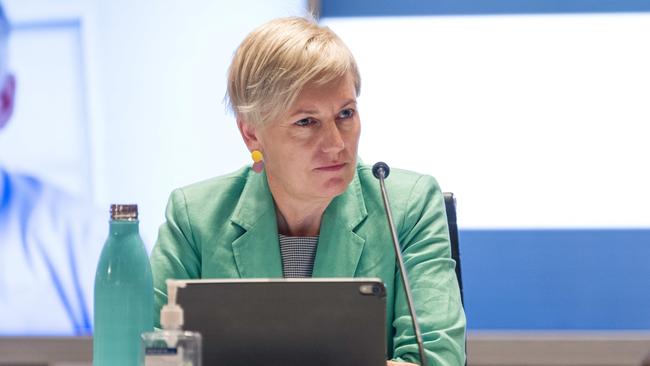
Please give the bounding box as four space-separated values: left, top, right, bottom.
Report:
372 161 390 179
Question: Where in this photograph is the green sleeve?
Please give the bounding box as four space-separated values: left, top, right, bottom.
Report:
391 175 466 365
149 188 202 328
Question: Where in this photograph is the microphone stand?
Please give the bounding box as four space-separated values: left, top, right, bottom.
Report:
373 162 428 366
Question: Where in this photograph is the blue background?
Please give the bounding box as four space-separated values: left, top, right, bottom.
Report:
460 229 650 329
321 0 650 17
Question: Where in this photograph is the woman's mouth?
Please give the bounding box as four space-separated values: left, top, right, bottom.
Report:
315 163 346 172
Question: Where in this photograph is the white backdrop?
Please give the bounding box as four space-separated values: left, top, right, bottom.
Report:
0 22 92 198
2 0 309 247
2 4 648 247
322 14 650 228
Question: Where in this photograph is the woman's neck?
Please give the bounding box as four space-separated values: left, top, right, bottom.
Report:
267 181 331 237
273 197 329 236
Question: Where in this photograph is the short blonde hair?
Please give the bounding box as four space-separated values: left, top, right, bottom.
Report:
226 16 361 127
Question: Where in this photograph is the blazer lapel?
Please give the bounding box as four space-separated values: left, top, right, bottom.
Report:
312 172 368 277
230 170 283 278
229 169 369 279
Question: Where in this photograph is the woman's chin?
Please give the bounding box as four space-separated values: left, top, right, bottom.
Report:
317 176 352 198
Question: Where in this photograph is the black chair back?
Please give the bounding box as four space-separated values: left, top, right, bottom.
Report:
443 192 464 306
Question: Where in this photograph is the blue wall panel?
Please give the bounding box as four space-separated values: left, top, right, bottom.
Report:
460 229 650 329
322 0 650 17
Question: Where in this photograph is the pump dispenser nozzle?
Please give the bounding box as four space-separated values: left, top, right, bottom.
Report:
161 279 186 330
142 280 201 365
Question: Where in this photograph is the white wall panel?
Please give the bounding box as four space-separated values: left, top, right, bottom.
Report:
322 14 650 228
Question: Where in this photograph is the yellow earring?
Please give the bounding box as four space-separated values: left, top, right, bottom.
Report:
251 150 264 173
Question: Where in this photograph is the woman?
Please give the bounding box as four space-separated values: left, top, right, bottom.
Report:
150 17 466 365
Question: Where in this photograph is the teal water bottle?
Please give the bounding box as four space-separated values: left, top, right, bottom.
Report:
93 204 153 366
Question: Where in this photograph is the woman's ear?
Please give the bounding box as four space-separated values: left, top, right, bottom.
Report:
237 117 261 152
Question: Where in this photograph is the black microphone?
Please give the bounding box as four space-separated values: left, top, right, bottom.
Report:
372 162 428 366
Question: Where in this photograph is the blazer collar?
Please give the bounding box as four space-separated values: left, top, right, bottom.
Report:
231 169 275 231
230 167 368 278
312 171 368 277
230 170 283 278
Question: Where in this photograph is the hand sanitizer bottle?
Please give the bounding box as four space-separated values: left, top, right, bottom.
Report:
141 280 202 366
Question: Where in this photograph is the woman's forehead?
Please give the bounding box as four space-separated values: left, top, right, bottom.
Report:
294 74 357 105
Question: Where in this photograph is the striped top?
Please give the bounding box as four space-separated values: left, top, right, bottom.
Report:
279 234 319 278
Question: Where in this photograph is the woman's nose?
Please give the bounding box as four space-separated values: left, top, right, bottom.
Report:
321 121 345 154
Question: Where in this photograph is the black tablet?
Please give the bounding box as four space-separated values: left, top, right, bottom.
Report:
176 278 387 366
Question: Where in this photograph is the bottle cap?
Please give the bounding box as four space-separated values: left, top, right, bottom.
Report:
110 204 138 220
161 279 185 330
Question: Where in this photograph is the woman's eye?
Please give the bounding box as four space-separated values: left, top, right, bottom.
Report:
295 118 315 127
338 108 355 119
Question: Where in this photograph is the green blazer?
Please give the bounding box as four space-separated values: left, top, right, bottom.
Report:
150 163 466 365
